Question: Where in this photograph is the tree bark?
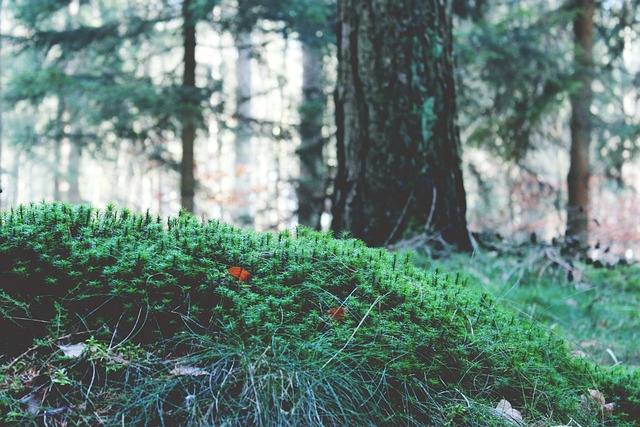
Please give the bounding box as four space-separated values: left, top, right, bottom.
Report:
296 42 326 229
566 0 594 249
180 0 197 212
332 0 470 249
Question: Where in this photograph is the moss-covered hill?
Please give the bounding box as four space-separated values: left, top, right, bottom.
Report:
0 202 638 426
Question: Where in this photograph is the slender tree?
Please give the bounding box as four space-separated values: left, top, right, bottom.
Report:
296 42 326 229
230 0 254 225
332 0 471 249
291 0 333 229
566 0 594 249
180 0 197 212
4 0 215 211
0 0 4 209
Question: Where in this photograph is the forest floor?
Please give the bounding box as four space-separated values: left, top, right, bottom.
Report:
411 241 640 369
2 204 639 425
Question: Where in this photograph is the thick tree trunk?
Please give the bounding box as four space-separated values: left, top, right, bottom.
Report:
296 42 326 229
566 0 594 249
332 0 470 249
180 0 197 212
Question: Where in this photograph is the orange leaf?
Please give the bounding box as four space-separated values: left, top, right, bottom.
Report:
327 307 347 321
228 266 251 281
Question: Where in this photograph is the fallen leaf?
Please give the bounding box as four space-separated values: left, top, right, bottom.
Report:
571 349 587 358
57 343 86 358
495 399 523 423
327 307 347 321
228 266 251 281
170 365 208 376
588 389 605 406
581 389 614 415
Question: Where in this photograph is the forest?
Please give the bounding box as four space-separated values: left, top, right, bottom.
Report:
0 0 640 425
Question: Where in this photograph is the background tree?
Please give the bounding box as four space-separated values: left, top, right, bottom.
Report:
0 0 4 210
296 41 327 228
566 0 594 249
455 0 640 251
223 0 334 228
294 1 333 229
3 0 640 256
180 0 198 212
332 0 471 249
4 0 215 210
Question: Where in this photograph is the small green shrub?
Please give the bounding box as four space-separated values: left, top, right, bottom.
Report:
0 202 638 426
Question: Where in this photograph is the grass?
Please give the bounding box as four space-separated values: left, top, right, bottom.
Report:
0 202 638 426
411 241 640 369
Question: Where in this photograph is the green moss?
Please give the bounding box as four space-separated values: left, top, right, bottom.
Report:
0 202 638 426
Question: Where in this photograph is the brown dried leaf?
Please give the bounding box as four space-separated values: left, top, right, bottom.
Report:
327 307 347 321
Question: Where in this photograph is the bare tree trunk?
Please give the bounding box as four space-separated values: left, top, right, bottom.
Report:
0 0 3 208
180 0 197 212
566 0 594 250
231 30 254 226
53 99 65 201
0 110 2 208
67 140 81 204
332 0 470 249
296 42 326 229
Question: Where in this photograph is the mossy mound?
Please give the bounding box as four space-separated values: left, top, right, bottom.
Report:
0 202 638 425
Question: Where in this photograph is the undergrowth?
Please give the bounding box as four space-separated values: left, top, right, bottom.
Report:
0 202 638 426
412 241 640 369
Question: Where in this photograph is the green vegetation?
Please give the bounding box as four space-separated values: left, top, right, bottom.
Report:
413 242 640 369
0 202 638 426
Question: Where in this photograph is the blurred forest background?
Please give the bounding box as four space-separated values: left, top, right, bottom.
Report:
1 0 639 259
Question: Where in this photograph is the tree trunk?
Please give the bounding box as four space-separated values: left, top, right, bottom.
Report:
0 0 3 208
296 42 326 229
566 0 594 250
332 0 470 249
180 0 197 212
231 30 254 226
53 98 65 201
67 140 81 204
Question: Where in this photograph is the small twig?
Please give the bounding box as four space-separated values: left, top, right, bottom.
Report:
384 190 414 247
109 305 147 350
322 294 384 369
606 348 621 366
37 406 74 417
424 186 437 233
4 332 85 370
5 317 51 324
